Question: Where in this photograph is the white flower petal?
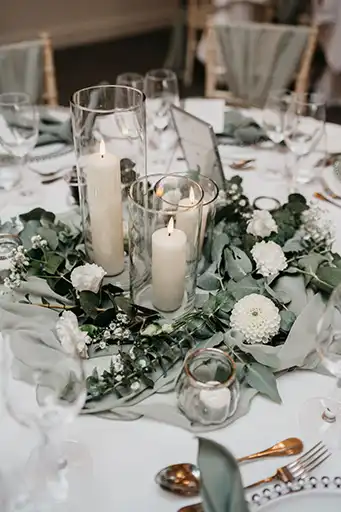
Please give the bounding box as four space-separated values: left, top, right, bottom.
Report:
251 241 287 277
247 210 278 238
70 263 106 293
230 294 280 344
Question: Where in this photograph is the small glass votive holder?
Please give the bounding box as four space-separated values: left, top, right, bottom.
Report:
70 84 146 290
176 348 240 425
128 174 203 319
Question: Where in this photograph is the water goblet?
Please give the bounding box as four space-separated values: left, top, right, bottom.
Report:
262 89 292 178
299 283 341 449
284 93 325 190
1 330 87 510
144 69 180 168
116 72 144 91
0 92 40 201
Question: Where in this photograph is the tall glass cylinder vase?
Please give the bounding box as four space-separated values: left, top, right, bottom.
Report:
128 174 203 319
70 85 146 289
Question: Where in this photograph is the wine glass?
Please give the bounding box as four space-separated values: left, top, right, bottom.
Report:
144 69 180 167
299 283 341 449
0 92 40 200
262 89 292 178
1 332 87 510
116 72 144 91
284 93 325 190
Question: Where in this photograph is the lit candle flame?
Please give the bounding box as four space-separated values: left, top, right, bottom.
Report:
99 139 105 158
189 187 195 205
156 185 164 198
167 217 174 236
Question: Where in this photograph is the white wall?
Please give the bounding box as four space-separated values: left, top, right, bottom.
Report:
1 0 178 47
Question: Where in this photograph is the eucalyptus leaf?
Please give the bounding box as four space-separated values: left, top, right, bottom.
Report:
197 268 221 291
43 253 64 274
198 437 249 512
283 237 304 253
211 233 230 263
298 253 328 285
245 363 281 403
19 220 41 249
227 276 263 301
315 266 341 292
37 227 59 251
224 246 252 281
264 284 291 305
280 310 296 332
79 291 100 319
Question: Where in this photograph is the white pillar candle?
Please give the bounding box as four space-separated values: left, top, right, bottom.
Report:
152 217 187 312
176 187 199 255
199 380 231 410
85 140 124 276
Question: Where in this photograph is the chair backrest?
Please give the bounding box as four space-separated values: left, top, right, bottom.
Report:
0 32 58 106
205 20 318 107
187 0 213 29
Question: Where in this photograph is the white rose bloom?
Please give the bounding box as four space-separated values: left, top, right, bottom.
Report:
247 210 278 238
56 311 90 358
230 294 280 344
251 241 287 277
70 263 106 293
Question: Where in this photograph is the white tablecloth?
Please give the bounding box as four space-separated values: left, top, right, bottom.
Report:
1 108 341 512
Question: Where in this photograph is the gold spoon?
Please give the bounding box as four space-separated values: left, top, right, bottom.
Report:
155 437 303 497
313 192 341 209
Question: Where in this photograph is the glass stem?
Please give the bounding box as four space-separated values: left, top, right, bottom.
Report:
322 379 341 423
289 153 301 194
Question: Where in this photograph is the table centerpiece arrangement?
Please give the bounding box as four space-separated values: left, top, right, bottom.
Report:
0 172 339 430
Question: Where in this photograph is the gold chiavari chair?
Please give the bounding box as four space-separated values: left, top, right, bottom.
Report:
0 32 58 106
205 19 318 107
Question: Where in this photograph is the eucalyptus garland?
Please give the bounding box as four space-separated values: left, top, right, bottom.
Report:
2 175 340 405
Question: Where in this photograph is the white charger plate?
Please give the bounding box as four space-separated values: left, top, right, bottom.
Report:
323 166 341 196
250 477 341 512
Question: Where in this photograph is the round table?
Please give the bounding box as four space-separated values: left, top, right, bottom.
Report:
1 107 341 512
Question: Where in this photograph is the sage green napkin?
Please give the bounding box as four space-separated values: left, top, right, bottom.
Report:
0 273 326 433
36 113 72 146
198 437 249 512
223 110 267 145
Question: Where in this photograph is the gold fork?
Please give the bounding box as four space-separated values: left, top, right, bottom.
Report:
178 442 330 512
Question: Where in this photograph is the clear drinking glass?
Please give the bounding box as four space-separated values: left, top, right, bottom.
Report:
284 93 325 189
116 72 144 92
299 284 341 449
144 69 180 166
0 93 39 193
176 348 240 425
262 89 292 178
128 174 203 319
71 84 146 290
2 332 87 510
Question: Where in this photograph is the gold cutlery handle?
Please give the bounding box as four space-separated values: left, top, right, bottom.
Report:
244 474 277 490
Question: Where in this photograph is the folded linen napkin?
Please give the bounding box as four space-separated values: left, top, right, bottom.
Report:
198 437 249 512
223 110 267 145
36 113 73 146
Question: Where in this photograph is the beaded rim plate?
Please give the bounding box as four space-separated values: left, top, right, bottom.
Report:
249 477 341 511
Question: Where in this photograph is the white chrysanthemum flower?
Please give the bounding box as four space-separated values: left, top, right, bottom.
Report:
230 294 280 344
251 241 287 277
301 204 335 246
70 263 106 294
56 311 90 358
247 210 278 238
130 381 141 392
